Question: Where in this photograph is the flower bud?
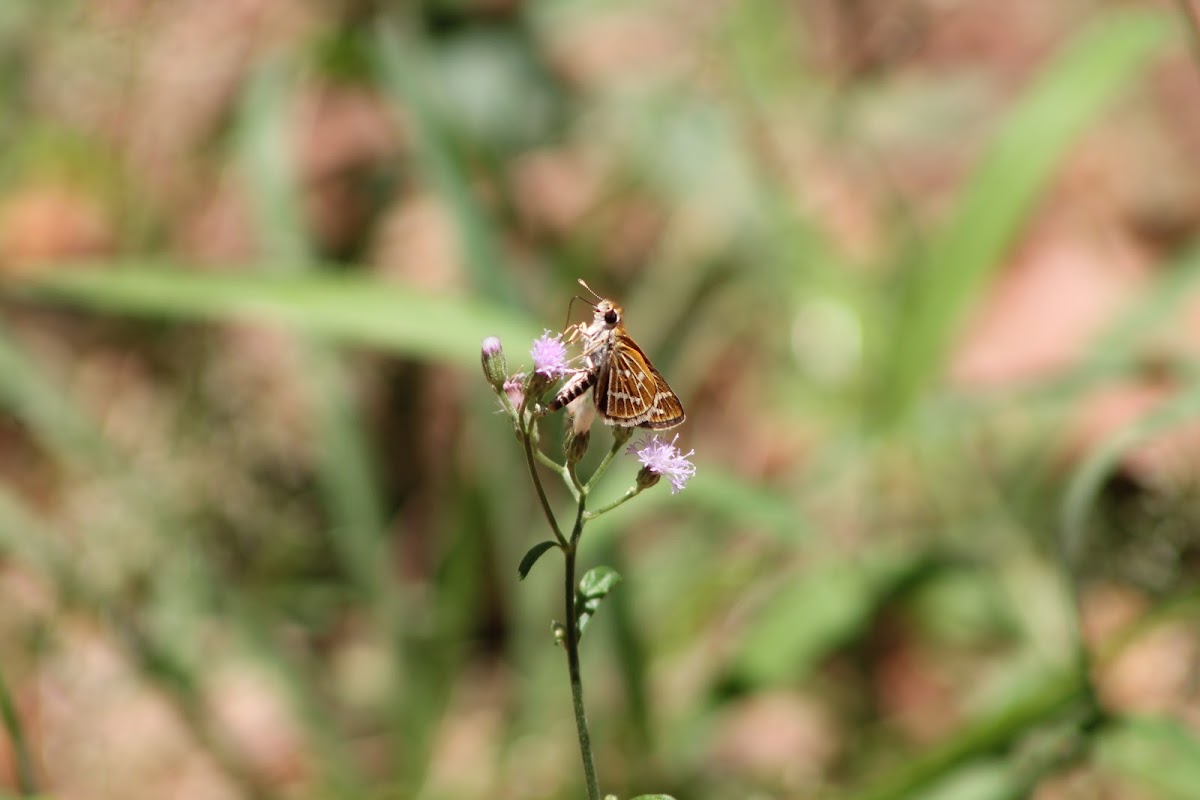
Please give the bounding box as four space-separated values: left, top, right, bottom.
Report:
564 427 590 465
611 425 635 447
525 370 551 402
503 373 525 411
635 466 662 491
480 336 507 389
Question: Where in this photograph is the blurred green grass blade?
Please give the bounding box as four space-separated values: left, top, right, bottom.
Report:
238 59 315 269
236 66 446 794
914 762 1024 800
225 593 374 800
687 468 811 540
598 540 654 754
0 328 106 465
881 9 1172 424
373 24 519 306
0 666 36 796
1021 244 1200 406
1060 380 1200 566
1082 246 1200 374
849 669 1088 800
1098 716 1200 799
236 60 392 597
13 267 540 366
0 486 72 595
305 346 391 586
732 551 922 685
581 464 806 549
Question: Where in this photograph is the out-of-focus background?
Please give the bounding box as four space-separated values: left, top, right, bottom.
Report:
2 1 1200 798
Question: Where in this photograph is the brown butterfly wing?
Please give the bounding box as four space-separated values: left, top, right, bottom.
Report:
596 332 685 429
640 365 686 429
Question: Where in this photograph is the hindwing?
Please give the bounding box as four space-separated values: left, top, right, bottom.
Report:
596 332 685 430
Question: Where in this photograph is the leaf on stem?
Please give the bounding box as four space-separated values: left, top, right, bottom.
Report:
517 540 559 580
576 565 622 638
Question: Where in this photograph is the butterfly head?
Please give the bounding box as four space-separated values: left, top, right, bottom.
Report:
593 299 622 330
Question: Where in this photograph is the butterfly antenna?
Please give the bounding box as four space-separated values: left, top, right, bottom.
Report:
564 295 593 332
577 279 603 302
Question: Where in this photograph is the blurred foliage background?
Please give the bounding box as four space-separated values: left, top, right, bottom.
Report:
1 1 1200 798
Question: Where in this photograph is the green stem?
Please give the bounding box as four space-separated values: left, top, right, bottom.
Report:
584 487 641 520
517 407 617 797
534 447 566 474
538 449 579 500
564 497 600 800
568 460 586 497
585 432 630 492
520 398 567 547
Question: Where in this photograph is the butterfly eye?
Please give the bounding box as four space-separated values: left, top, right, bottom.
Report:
604 310 618 325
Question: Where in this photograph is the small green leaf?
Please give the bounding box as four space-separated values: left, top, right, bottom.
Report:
576 565 622 638
579 565 622 599
517 541 558 580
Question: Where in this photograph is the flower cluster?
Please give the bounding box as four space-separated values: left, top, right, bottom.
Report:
482 334 695 496
531 331 569 379
627 434 696 494
481 332 569 414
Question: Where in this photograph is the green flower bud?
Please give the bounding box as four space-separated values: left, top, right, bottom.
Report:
480 336 507 389
635 466 662 491
525 370 552 403
611 425 635 447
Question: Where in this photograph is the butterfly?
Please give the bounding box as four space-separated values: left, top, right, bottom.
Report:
549 280 685 430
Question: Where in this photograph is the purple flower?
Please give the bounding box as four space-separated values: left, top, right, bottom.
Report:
627 434 696 494
481 336 502 356
530 331 569 379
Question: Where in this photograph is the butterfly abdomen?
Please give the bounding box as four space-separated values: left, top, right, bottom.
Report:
549 370 596 411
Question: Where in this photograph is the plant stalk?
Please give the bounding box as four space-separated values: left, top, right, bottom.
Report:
564 498 600 800
519 399 567 546
585 487 640 520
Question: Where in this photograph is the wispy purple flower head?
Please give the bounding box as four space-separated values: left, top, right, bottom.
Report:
627 434 696 494
531 331 569 379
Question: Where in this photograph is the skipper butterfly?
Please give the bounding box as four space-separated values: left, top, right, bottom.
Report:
550 280 685 430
